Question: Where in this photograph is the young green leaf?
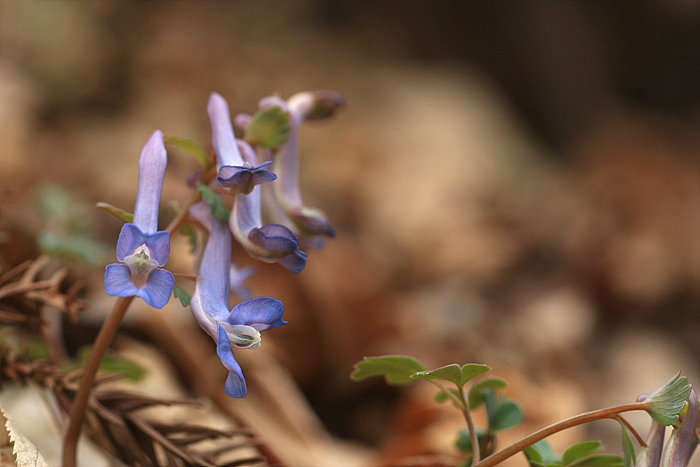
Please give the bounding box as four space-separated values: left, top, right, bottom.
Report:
455 428 490 453
173 285 192 307
244 107 291 148
95 202 134 223
562 441 602 466
619 421 636 467
165 136 211 168
411 363 463 387
643 373 692 425
412 363 490 388
524 441 559 467
435 387 462 405
351 356 425 385
489 400 524 431
468 376 508 409
197 182 230 221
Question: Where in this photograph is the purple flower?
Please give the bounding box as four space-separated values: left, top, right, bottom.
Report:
207 92 307 273
258 91 344 238
190 215 286 398
104 130 175 309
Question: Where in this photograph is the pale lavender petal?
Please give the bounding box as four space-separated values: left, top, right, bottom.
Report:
135 267 175 309
115 224 170 265
234 113 252 132
133 130 167 234
145 231 171 266
216 324 247 398
218 161 276 195
208 93 244 167
104 263 138 297
669 388 698 467
194 217 233 322
227 297 286 331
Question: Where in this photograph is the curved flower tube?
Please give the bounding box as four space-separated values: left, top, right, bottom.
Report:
258 91 344 238
207 92 307 273
190 215 286 397
104 130 175 309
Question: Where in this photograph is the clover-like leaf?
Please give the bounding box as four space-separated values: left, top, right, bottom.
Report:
455 428 490 454
618 422 636 467
412 363 490 388
562 441 602 466
351 355 425 386
489 400 524 431
165 136 211 168
96 202 134 223
244 107 291 148
468 376 508 409
435 388 462 405
173 285 192 307
643 372 691 425
197 182 230 222
524 440 559 467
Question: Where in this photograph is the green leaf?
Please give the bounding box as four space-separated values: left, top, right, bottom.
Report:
525 440 560 466
95 202 134 223
562 441 602 466
619 422 636 467
643 373 692 425
179 223 197 253
412 363 463 386
469 377 508 409
351 356 425 386
455 428 489 453
197 182 229 221
575 455 624 467
165 136 210 168
244 107 291 148
173 285 192 307
77 348 146 382
489 400 524 431
37 231 110 265
411 363 490 388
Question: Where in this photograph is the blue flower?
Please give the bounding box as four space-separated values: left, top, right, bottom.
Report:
190 215 286 398
104 130 175 309
257 91 344 238
207 92 307 273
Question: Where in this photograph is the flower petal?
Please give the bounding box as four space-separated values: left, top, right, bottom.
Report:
136 267 175 309
216 324 247 397
144 231 171 266
247 224 300 254
218 162 277 195
104 263 139 297
208 93 245 167
115 224 171 265
227 297 286 331
277 249 308 274
133 130 167 234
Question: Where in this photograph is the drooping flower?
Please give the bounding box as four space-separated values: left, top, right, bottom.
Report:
104 130 175 309
190 214 286 397
207 92 307 273
258 91 344 238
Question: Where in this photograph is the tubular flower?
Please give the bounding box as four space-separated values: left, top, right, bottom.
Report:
207 92 307 273
104 130 175 309
258 91 344 238
190 215 286 398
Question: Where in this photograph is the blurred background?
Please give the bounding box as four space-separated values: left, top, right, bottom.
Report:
0 1 698 466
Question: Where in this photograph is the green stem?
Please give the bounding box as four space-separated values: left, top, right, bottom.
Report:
62 295 134 467
458 386 480 464
472 402 648 467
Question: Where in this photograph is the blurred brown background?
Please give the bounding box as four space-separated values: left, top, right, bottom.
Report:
0 1 698 466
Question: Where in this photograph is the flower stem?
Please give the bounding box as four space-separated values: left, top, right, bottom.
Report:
472 402 648 467
457 386 480 464
62 190 201 467
62 295 134 467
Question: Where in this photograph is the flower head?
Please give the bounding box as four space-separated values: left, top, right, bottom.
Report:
104 130 175 309
207 92 307 273
190 214 286 397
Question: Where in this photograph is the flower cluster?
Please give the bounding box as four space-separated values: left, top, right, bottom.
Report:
103 91 343 398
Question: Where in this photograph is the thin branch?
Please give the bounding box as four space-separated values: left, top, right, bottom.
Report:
473 402 648 467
